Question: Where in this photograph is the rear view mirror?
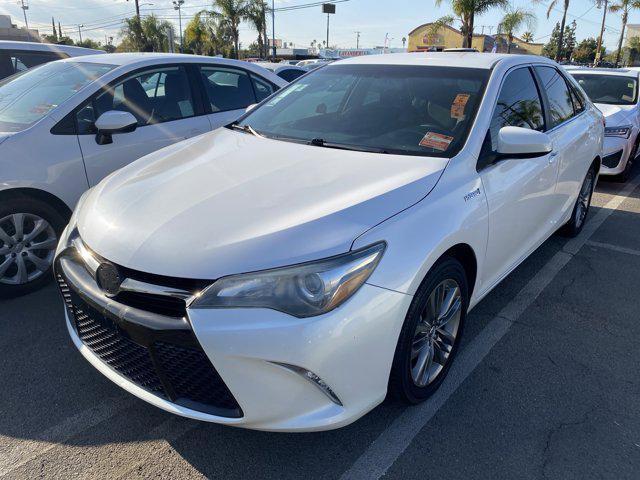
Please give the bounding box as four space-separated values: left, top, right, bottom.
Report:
496 126 553 159
95 110 138 145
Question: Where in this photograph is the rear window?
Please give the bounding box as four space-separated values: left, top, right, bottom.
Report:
0 61 114 132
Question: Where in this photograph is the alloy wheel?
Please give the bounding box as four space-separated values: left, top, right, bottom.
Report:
0 213 58 285
575 170 594 230
410 278 462 387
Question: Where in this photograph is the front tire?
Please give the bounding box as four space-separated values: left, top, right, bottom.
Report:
0 197 67 298
388 257 468 403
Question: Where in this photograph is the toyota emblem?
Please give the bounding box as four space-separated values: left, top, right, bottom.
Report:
96 263 121 296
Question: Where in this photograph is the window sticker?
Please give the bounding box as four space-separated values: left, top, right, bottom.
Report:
629 82 634 88
622 94 633 102
451 93 470 120
419 132 454 151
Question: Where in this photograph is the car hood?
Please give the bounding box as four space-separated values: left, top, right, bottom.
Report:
595 103 636 126
78 128 447 279
0 132 14 146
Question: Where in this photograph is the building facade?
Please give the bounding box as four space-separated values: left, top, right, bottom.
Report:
407 23 542 55
0 15 39 42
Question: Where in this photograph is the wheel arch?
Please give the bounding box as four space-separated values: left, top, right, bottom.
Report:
591 155 601 176
439 243 478 301
0 187 72 221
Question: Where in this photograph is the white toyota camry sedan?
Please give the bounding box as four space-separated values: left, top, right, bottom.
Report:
54 53 603 432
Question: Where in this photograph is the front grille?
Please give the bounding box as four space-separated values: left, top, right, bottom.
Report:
74 307 165 394
57 273 242 417
113 291 186 318
603 150 624 168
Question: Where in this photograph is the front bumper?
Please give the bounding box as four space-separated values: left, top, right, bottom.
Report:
601 135 635 175
56 248 412 432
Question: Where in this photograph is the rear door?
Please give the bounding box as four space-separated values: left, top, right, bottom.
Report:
534 65 595 216
76 64 210 186
480 66 560 287
197 65 276 129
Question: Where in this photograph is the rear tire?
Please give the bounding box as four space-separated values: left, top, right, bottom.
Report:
0 196 67 298
388 257 468 404
559 166 596 238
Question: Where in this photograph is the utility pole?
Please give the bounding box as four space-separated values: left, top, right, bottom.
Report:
127 0 141 18
354 31 360 49
595 0 608 66
271 0 276 60
20 0 29 31
173 0 184 52
78 24 83 44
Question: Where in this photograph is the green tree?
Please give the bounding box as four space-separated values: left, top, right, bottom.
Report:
206 0 250 59
76 39 101 50
544 0 570 62
542 20 576 61
184 13 210 54
434 0 509 48
609 0 640 67
521 31 534 42
497 8 536 53
572 37 604 63
120 15 174 52
625 36 640 65
245 0 268 58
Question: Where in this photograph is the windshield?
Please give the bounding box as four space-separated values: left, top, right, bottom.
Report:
0 61 115 132
571 73 638 105
238 64 489 157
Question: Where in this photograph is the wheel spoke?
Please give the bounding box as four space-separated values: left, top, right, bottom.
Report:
437 296 462 328
413 342 434 387
12 213 24 239
27 238 57 251
14 255 27 283
0 245 10 255
26 252 51 273
23 219 48 242
0 227 12 245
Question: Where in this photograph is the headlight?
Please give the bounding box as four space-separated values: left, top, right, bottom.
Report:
604 125 632 138
191 242 386 317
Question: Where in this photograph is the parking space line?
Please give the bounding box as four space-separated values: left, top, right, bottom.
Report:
340 175 640 480
0 397 134 478
586 240 640 257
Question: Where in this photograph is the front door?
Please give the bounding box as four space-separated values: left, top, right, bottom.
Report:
76 65 210 186
480 66 560 288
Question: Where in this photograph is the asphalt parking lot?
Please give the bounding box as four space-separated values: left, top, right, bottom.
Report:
2 169 640 480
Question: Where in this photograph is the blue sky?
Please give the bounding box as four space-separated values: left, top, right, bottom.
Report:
0 0 638 51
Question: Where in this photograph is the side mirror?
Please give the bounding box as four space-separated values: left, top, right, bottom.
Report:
496 126 553 159
94 110 138 145
245 103 258 113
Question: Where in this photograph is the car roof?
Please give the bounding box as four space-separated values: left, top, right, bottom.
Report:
565 66 640 78
58 52 288 87
0 40 102 56
336 52 556 69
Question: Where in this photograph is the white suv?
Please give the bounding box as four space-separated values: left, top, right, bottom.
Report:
55 53 602 431
0 53 286 296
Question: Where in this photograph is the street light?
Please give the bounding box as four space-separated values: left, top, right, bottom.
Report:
173 0 184 53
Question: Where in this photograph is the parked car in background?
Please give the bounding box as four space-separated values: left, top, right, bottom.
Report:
0 53 286 297
253 61 307 82
0 40 103 80
55 53 602 431
568 67 640 181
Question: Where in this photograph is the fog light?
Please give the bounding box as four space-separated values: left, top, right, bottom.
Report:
271 361 343 406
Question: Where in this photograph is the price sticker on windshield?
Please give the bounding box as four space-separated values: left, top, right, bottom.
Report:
451 93 470 120
419 132 454 151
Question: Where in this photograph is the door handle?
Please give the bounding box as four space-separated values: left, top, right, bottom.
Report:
548 152 559 164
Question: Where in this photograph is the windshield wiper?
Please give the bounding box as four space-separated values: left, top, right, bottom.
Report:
227 122 262 138
308 138 390 154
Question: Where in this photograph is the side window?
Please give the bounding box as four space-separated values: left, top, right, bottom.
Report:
276 69 305 83
199 66 257 112
11 51 64 71
251 74 275 101
566 81 585 114
489 67 545 150
76 65 195 133
534 66 575 129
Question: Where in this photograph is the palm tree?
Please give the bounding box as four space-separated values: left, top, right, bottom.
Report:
245 0 267 59
521 31 534 43
435 0 509 48
207 0 249 59
497 8 536 53
609 0 640 67
120 15 174 52
544 0 570 62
